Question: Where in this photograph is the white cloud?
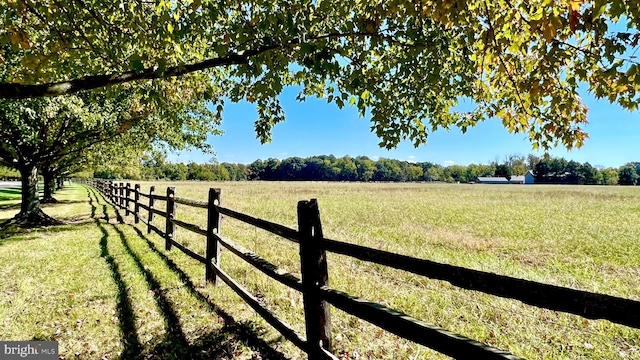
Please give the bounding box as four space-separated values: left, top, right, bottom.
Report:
443 160 455 166
281 152 288 156
371 156 379 161
408 155 415 159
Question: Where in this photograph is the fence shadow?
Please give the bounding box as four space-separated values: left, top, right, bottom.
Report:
88 187 288 360
86 187 143 359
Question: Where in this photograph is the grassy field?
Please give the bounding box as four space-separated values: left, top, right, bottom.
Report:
1 182 639 359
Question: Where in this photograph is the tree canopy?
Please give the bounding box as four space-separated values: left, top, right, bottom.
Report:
0 76 220 224
2 0 640 149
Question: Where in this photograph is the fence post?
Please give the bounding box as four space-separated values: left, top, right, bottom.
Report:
109 181 114 203
119 183 124 209
165 187 176 251
298 199 332 359
125 183 131 216
147 186 155 234
206 188 222 284
134 184 140 224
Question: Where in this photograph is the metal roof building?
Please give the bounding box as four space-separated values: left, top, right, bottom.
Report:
476 171 535 184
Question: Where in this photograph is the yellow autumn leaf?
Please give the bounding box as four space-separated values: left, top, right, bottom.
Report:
543 22 556 42
615 84 628 93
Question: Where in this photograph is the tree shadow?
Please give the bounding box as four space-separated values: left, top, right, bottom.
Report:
0 185 99 245
88 187 289 360
0 203 21 210
41 199 88 207
0 218 90 241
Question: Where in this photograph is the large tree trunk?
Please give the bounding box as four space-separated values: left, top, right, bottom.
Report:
20 165 40 215
1 164 61 228
41 168 58 204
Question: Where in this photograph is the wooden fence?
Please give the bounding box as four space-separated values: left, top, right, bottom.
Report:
76 178 640 360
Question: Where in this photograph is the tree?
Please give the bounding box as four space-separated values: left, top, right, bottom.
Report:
0 80 218 226
406 166 424 182
445 165 468 183
580 162 599 185
299 157 325 181
222 163 247 181
526 154 541 171
565 160 582 184
625 162 640 179
213 164 232 181
277 157 306 180
4 1 640 150
495 164 512 181
0 96 129 224
334 156 358 181
355 157 376 182
247 160 266 180
187 162 214 181
263 158 281 180
504 154 527 175
426 166 443 182
601 168 619 185
374 159 403 182
618 166 638 185
548 158 569 182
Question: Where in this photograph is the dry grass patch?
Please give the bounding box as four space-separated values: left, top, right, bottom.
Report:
107 181 640 359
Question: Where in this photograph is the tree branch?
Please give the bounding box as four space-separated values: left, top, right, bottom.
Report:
0 31 400 99
0 48 265 98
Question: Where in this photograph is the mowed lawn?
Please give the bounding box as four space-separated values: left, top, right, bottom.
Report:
1 182 639 359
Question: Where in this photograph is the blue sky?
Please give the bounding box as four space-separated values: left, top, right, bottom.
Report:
169 86 640 168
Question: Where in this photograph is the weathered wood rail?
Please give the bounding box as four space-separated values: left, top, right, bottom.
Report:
76 178 640 360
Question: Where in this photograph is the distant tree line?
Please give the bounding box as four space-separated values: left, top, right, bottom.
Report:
90 153 640 185
532 157 624 185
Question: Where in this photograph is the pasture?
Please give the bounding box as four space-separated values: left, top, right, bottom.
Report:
1 182 639 359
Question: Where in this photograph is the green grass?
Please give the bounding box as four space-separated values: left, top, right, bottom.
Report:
0 186 23 204
0 184 290 359
1 182 639 359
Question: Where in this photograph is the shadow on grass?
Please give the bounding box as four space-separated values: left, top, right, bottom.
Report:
105 212 191 358
0 203 21 210
41 199 88 207
86 187 143 359
0 218 93 242
87 186 288 360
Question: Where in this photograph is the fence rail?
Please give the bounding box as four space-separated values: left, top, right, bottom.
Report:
75 178 640 360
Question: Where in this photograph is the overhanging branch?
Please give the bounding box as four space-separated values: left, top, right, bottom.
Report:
0 31 395 99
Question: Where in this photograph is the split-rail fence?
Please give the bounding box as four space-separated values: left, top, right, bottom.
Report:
76 178 640 360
